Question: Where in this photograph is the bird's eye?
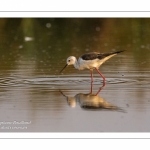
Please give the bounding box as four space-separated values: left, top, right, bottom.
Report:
68 60 70 62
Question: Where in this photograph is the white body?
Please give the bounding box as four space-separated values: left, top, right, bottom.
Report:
73 54 116 70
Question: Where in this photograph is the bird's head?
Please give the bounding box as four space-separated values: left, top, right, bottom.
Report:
60 56 76 73
66 56 76 65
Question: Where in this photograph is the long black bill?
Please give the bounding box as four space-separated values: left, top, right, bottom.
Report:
60 64 68 73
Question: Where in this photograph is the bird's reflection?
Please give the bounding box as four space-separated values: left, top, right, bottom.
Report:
60 83 124 112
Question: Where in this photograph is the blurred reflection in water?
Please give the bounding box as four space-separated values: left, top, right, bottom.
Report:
60 83 124 112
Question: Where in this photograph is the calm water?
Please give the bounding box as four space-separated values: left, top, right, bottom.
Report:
0 18 150 132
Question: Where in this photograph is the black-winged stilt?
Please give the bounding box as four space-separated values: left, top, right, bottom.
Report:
60 50 125 82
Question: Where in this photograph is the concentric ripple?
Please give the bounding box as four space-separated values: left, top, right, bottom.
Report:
0 75 141 88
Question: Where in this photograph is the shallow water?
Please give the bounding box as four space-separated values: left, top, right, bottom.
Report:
0 18 150 132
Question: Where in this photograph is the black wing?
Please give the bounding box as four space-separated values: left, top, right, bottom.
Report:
81 52 100 60
81 50 125 60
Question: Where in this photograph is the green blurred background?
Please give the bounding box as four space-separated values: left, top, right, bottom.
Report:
0 18 150 75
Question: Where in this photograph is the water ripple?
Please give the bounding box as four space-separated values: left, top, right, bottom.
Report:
0 75 142 88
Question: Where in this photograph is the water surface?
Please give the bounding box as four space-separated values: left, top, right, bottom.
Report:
0 18 150 132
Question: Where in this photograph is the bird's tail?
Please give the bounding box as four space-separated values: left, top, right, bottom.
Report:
98 50 125 60
111 50 125 55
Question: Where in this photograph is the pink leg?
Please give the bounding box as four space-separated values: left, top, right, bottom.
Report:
95 82 106 96
90 81 93 94
89 70 94 94
90 70 94 82
95 68 106 82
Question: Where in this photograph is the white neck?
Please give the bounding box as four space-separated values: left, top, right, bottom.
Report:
73 58 79 70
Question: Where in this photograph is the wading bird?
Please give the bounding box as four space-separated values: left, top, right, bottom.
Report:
60 50 125 82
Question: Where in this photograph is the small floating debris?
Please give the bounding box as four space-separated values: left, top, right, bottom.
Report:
24 36 34 42
18 45 23 49
46 23 51 28
141 45 145 49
